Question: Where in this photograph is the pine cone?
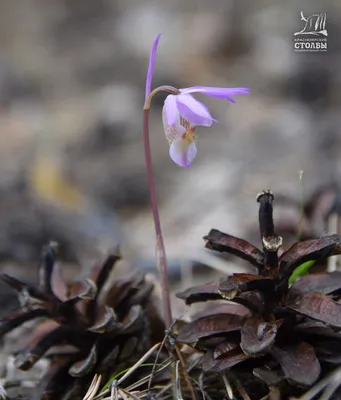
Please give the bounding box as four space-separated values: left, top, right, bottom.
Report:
176 191 341 399
0 244 164 399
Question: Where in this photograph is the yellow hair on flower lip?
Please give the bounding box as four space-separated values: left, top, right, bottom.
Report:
183 129 196 142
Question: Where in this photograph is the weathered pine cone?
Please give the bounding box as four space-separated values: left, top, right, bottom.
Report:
0 245 164 399
176 191 341 399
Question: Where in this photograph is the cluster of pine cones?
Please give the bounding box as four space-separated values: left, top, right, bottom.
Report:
1 188 341 399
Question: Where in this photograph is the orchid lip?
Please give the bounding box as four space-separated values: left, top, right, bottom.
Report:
169 138 197 168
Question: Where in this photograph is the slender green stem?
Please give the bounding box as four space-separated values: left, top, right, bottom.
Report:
143 109 172 327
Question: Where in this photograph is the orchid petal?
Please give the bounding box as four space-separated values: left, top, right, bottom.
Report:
162 105 185 144
169 138 197 168
180 86 250 102
176 94 215 127
145 34 162 103
164 95 178 126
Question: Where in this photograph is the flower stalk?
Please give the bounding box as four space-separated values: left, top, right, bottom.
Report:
144 85 197 400
143 108 172 328
144 85 180 111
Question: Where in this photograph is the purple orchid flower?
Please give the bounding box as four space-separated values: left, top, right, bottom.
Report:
145 35 250 168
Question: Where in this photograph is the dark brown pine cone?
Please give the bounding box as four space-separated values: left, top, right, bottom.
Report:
0 245 164 399
176 190 341 399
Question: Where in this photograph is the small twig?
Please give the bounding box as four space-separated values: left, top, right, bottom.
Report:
0 383 7 400
155 383 173 399
319 380 341 400
111 385 118 400
221 374 233 400
269 387 281 400
292 366 341 400
148 309 190 392
148 332 170 392
83 374 102 400
129 389 153 398
119 388 129 400
120 388 141 400
118 343 161 385
174 343 197 400
198 372 204 394
126 360 172 392
146 309 196 400
190 377 206 400
175 360 184 400
233 377 251 400
94 343 161 400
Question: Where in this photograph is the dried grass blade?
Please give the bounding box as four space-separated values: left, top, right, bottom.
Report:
83 374 102 400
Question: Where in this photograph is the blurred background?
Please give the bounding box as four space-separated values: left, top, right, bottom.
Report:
0 0 340 303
